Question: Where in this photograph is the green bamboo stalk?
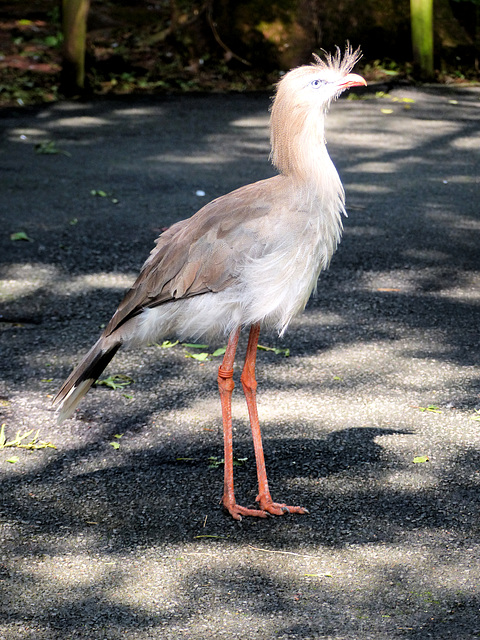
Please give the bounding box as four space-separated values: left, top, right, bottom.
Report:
410 0 434 79
62 0 91 92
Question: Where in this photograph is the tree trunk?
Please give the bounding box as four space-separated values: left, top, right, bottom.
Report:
61 0 91 94
410 0 434 79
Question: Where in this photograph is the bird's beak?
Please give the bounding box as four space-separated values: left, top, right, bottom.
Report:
336 73 367 90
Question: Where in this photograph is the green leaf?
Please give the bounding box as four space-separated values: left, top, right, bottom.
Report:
419 405 442 413
7 456 19 464
207 456 222 469
34 140 70 156
10 231 33 242
185 352 209 361
233 457 247 466
97 374 133 390
413 456 430 463
159 340 179 348
90 189 109 197
182 343 209 349
257 344 290 357
211 347 227 357
207 456 247 469
0 425 56 450
109 434 123 449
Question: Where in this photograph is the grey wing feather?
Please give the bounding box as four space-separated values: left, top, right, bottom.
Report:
103 179 273 337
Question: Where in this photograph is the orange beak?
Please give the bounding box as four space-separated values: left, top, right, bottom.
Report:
337 73 367 89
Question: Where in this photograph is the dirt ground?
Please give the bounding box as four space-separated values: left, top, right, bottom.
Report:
1 85 479 639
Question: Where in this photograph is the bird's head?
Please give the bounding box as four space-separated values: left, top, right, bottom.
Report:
270 45 366 177
274 46 366 112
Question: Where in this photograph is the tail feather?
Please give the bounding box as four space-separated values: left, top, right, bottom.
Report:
53 338 121 423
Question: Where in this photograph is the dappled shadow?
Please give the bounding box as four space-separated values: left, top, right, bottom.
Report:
1 433 479 638
2 424 478 547
1 88 479 384
1 88 479 638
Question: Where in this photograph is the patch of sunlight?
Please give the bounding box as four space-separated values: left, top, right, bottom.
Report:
437 174 477 184
53 116 111 128
44 102 94 112
148 153 224 164
0 265 135 302
241 141 270 152
384 118 461 137
351 161 398 173
403 248 450 262
0 263 58 300
427 210 480 230
450 136 480 150
109 559 182 611
347 183 392 193
113 106 164 118
9 127 47 139
53 272 135 295
33 554 107 587
345 225 385 237
231 116 269 128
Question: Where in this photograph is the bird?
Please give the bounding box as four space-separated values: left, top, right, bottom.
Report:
54 45 366 521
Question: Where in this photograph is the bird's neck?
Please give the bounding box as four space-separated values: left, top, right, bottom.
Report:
270 113 345 226
270 109 341 201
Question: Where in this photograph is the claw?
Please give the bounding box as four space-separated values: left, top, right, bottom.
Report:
222 499 269 520
256 496 308 516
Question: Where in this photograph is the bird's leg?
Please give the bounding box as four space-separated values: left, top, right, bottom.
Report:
241 323 308 516
218 326 268 520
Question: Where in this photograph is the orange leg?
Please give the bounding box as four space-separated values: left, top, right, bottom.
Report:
241 323 308 516
218 326 268 520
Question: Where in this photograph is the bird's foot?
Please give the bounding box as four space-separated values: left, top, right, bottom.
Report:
256 494 309 516
222 497 270 521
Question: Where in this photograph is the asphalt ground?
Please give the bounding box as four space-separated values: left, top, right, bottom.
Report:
0 84 479 639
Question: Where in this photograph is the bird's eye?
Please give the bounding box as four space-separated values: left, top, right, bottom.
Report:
310 79 324 89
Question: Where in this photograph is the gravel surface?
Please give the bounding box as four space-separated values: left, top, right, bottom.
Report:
1 85 479 639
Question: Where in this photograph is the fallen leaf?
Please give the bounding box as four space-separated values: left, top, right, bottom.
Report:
10 231 33 242
257 344 290 357
185 351 209 361
97 374 133 390
413 456 430 463
418 405 442 413
159 340 179 348
182 343 209 349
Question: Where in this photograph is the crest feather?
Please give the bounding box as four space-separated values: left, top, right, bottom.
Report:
312 44 362 75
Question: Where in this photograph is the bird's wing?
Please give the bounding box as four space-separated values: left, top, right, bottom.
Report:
103 177 279 337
